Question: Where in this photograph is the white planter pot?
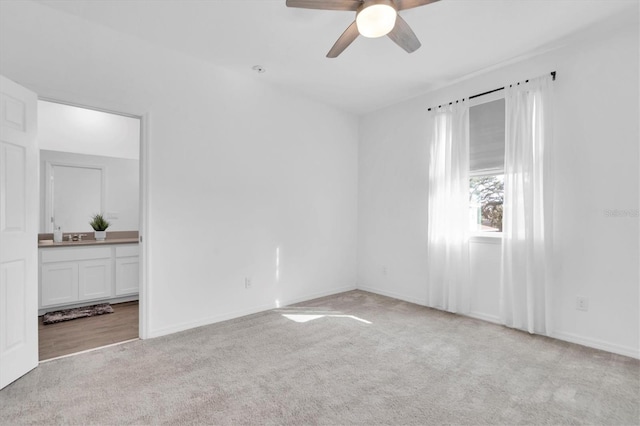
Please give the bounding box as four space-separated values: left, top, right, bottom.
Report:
94 230 107 241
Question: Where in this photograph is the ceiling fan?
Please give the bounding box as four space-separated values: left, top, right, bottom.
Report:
286 0 440 58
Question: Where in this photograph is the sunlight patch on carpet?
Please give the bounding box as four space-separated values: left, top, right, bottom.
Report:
282 313 371 324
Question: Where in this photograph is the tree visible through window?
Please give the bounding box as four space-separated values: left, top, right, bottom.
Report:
469 175 503 232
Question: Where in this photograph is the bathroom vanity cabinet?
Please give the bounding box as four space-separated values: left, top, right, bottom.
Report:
39 243 139 313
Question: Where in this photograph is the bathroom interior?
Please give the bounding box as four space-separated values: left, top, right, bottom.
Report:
36 100 141 361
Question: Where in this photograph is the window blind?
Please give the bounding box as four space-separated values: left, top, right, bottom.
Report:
469 98 505 173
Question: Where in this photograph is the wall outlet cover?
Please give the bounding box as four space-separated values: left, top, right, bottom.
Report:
576 296 589 311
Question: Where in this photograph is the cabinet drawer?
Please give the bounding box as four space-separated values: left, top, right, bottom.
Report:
42 246 111 263
116 245 139 258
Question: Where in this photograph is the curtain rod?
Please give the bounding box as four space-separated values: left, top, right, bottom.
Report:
427 71 556 111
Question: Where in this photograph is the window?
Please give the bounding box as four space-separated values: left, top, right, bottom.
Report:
470 174 503 232
468 96 505 233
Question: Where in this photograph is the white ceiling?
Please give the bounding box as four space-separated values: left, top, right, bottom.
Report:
36 0 638 115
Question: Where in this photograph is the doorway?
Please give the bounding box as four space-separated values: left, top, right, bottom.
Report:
36 99 143 361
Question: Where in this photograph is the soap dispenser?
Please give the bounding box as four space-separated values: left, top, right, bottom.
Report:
53 226 63 243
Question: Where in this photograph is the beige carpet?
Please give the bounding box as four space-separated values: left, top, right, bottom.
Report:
1 290 638 425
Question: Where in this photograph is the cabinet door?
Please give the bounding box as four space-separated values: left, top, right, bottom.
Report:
78 259 112 301
115 257 139 296
41 262 79 307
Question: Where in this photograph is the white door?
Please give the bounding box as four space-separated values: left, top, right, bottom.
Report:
0 75 38 389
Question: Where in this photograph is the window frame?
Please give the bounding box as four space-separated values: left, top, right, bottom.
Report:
468 90 506 241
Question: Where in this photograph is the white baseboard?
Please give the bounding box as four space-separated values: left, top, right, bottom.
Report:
551 330 640 360
146 285 357 339
466 311 501 324
358 285 639 360
358 287 503 325
279 285 358 307
147 302 275 338
357 285 426 306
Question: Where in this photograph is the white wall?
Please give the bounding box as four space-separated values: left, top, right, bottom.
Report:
1 1 358 337
39 150 139 233
358 22 639 358
38 100 140 160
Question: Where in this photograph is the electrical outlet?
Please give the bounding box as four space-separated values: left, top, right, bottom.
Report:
576 296 589 311
245 277 252 289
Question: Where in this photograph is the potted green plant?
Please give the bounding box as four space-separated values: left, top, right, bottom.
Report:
89 213 110 241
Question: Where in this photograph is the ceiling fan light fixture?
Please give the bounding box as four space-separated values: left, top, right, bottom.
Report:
356 2 397 38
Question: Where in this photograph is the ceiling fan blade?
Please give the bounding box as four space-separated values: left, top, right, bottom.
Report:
387 15 421 53
326 21 359 58
394 0 440 11
286 0 362 11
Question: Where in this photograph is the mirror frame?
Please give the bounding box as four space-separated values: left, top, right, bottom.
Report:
44 160 106 232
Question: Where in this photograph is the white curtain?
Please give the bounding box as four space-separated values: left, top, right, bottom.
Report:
500 75 554 334
426 101 470 313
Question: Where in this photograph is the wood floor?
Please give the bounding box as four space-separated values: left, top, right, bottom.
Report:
39 301 139 361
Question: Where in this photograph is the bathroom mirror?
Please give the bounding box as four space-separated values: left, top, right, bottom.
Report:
44 162 105 232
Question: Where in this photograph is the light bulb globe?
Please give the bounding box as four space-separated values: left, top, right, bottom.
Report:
356 3 397 38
